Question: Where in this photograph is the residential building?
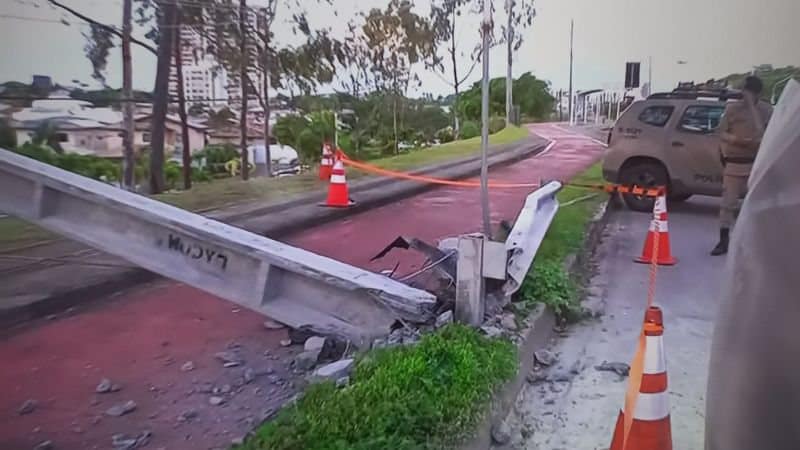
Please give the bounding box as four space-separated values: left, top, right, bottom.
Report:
206 124 264 147
168 25 228 108
133 114 207 161
9 94 207 159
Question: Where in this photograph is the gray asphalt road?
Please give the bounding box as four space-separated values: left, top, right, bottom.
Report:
506 195 725 450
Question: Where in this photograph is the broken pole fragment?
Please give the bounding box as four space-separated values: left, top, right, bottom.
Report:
455 234 486 326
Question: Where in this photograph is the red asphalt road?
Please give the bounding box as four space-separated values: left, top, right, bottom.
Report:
0 124 604 450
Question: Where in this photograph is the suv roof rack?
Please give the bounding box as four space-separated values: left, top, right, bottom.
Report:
648 86 742 101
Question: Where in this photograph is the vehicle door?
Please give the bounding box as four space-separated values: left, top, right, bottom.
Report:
670 103 726 195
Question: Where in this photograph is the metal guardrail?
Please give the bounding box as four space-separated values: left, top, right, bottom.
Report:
0 148 437 346
503 181 562 295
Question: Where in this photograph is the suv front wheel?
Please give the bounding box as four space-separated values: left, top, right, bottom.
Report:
619 161 668 212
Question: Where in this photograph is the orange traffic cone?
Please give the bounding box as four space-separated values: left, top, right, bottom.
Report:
322 158 354 207
610 306 672 450
635 194 676 265
319 142 334 181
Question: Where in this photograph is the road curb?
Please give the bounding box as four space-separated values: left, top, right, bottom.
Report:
1 137 546 328
461 198 613 450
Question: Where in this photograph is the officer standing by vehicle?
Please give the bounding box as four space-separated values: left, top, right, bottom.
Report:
711 76 773 255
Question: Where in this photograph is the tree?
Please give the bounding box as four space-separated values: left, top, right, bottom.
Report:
121 0 135 190
0 118 16 149
502 0 536 125
174 7 192 189
178 0 345 178
457 72 554 122
31 121 64 154
47 0 157 190
238 0 250 180
359 0 438 154
149 1 178 194
430 0 487 138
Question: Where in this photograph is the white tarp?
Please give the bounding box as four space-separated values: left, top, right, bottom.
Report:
706 79 800 449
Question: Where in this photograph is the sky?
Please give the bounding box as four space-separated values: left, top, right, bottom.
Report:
0 0 798 97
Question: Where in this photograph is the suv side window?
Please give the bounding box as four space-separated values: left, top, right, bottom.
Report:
679 105 725 133
638 106 674 127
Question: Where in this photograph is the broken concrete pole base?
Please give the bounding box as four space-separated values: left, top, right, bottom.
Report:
308 359 355 384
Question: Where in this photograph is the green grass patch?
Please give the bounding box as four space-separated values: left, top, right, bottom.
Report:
516 163 604 319
371 126 528 171
240 324 516 450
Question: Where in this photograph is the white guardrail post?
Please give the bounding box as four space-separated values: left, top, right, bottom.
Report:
0 149 437 346
503 181 563 295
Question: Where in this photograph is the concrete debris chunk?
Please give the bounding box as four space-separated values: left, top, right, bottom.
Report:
279 339 292 347
214 351 242 366
243 368 256 384
18 399 37 415
293 351 320 372
534 349 557 367
309 359 355 383
111 430 151 450
262 319 286 330
179 409 198 422
491 419 512 445
96 378 120 393
500 313 518 331
480 325 504 339
180 361 195 372
208 396 225 406
105 400 137 417
33 440 54 450
594 361 630 377
303 336 326 353
435 310 453 329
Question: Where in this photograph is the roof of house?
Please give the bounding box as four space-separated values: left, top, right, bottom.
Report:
13 116 124 132
207 125 264 139
134 113 207 130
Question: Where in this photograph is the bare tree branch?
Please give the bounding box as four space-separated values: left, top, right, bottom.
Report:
48 0 157 54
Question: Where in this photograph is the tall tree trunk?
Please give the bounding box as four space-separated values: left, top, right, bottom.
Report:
121 0 135 190
260 8 272 177
449 22 460 139
239 0 250 180
174 8 191 190
392 93 399 155
149 0 178 194
505 0 514 126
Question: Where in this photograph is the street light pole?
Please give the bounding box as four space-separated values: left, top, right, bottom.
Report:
480 0 493 237
568 19 574 125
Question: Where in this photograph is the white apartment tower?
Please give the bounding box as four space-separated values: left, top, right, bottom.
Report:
169 26 228 108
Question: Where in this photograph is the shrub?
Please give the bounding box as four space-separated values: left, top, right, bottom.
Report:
460 121 480 139
164 161 182 189
435 127 455 143
192 145 239 174
489 117 507 134
296 128 322 163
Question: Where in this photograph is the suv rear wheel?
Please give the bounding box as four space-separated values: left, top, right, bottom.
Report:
619 161 668 212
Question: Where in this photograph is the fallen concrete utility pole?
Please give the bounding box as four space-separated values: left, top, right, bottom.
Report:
0 149 437 345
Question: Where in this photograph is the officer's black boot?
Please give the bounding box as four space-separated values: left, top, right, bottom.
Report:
710 228 730 256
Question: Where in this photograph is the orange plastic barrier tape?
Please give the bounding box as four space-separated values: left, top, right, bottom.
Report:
338 151 665 197
340 155 542 189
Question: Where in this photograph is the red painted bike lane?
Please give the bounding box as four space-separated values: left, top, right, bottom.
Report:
0 124 604 450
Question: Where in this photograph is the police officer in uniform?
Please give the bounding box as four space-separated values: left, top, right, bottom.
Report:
711 76 773 255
